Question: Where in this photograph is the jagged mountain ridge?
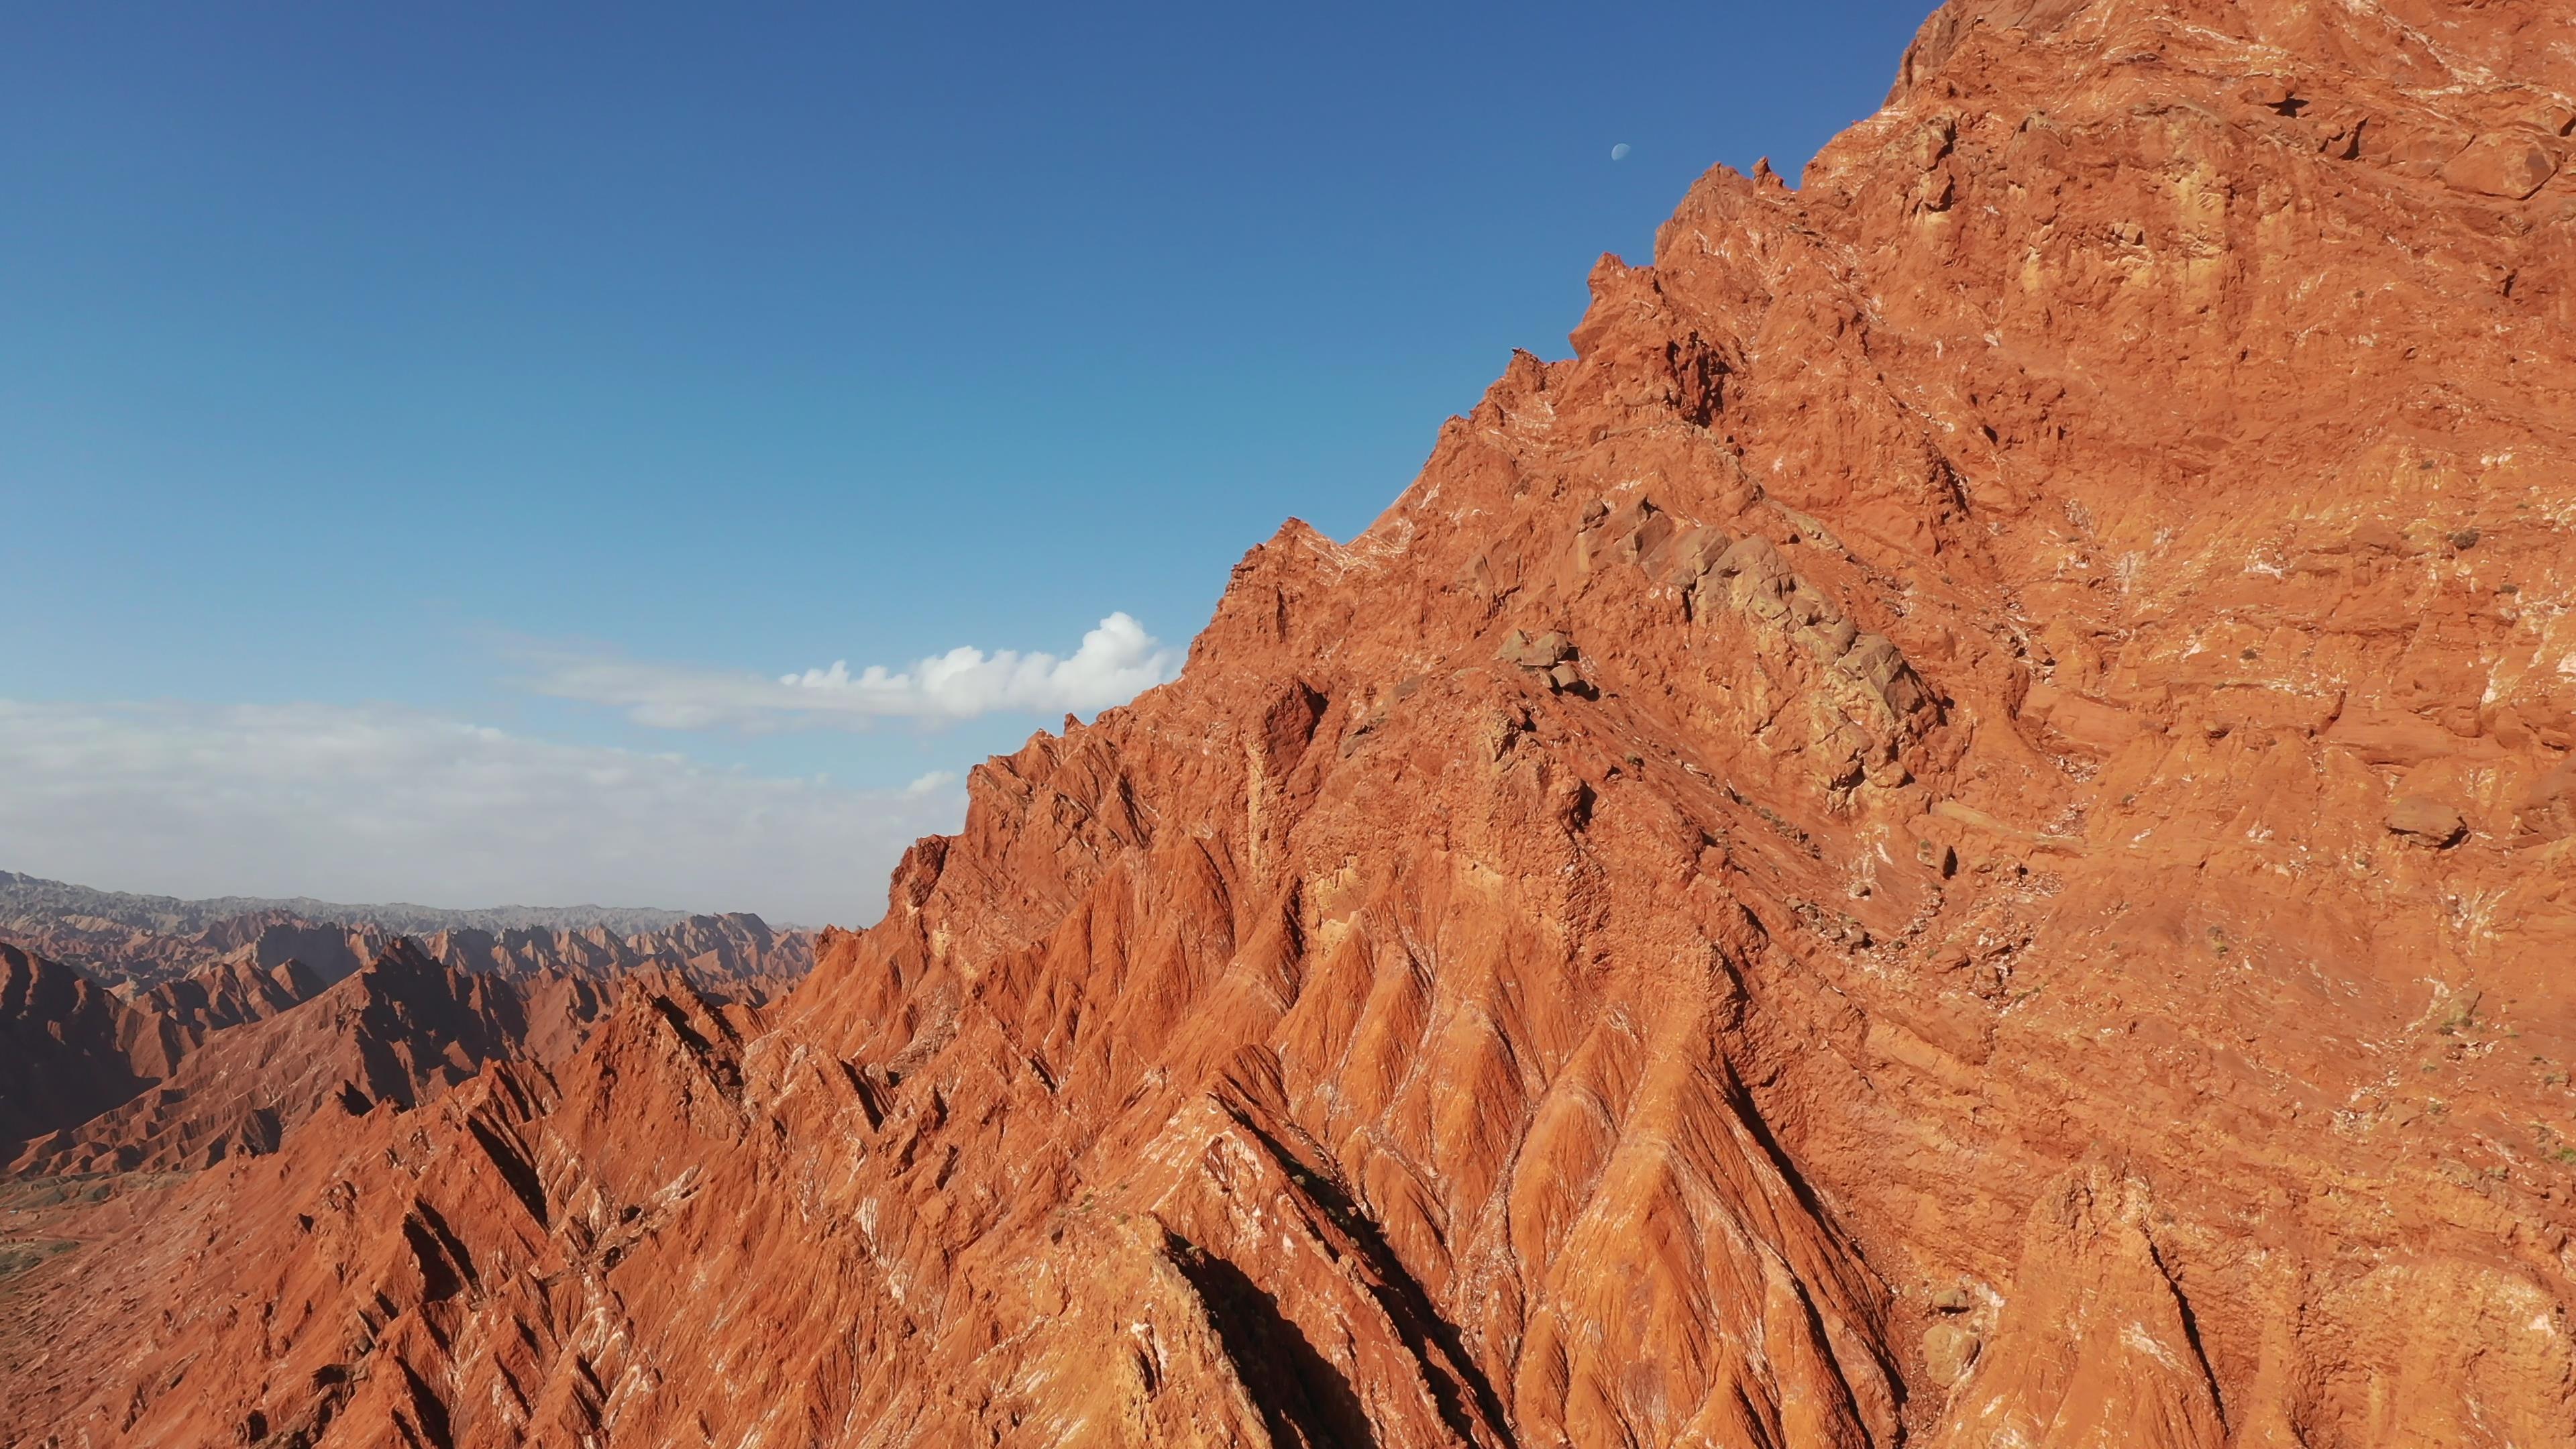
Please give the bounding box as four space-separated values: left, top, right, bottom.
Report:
0 893 814 1174
9 941 618 1176
0 883 813 998
0 946 156 1157
5 1 2575 1444
0 869 729 940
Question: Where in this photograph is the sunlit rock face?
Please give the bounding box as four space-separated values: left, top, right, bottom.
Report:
6 1 2575 1443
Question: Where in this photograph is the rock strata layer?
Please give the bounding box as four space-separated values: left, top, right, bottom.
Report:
0 906 809 1172
6 0 2576 1444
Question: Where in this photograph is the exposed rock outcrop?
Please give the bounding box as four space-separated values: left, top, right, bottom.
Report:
0 946 154 1158
7 0 2576 1444
8 943 611 1175
0 906 804 1175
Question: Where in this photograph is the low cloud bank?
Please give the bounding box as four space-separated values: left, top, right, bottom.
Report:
0 700 964 927
535 613 1179 731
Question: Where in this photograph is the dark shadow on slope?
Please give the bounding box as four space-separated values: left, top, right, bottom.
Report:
1165 1229 1377 1449
464 1115 551 1229
394 1358 457 1449
1713 1063 1904 1419
1223 1109 1516 1447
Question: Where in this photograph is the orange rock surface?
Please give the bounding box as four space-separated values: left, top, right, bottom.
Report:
7 0 2576 1443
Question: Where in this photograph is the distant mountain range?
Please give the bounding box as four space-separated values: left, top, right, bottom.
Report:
0 870 811 998
0 868 776 937
0 870 817 1177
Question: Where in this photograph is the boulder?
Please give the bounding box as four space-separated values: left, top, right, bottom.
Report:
2385 796 2467 847
1498 629 1575 669
1925 1320 1982 1385
2519 753 2576 840
2440 133 2560 199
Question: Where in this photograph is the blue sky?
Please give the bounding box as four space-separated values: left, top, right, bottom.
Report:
2 1 1936 923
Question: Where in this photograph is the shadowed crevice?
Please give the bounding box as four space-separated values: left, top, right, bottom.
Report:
1221 1108 1516 1448
465 1116 550 1229
1164 1229 1377 1449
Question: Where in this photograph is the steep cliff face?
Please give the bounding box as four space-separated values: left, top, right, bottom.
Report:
7 1 2575 1444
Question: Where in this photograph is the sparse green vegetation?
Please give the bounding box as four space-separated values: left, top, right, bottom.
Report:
0 1240 78 1278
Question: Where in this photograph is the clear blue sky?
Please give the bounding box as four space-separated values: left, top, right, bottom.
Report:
1 1 1936 922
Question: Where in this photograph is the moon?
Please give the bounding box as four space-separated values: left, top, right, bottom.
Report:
1611 143 1631 161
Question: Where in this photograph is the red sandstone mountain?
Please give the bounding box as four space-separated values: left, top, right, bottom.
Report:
7 0 2576 1444
0 946 154 1156
9 942 614 1175
117 954 335 1078
401 914 810 1001
0 900 806 1177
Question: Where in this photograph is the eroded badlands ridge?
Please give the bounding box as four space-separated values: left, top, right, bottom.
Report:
7 0 2576 1443
0 905 808 1173
0 886 809 998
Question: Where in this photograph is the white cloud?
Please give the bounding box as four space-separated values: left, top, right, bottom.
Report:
533 612 1179 731
0 700 967 928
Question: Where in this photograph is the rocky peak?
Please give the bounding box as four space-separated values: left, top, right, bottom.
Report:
6 3 2575 1445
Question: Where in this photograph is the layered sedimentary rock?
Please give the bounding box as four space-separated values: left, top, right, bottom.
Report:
403 914 810 1002
0 904 805 1175
0 946 154 1156
0 895 810 1000
7 0 2576 1444
8 943 614 1175
117 954 336 1077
